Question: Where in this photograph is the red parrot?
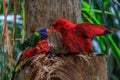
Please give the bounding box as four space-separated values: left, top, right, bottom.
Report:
51 18 113 55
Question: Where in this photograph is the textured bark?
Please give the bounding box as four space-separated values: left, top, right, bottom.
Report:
18 54 107 80
18 0 108 80
25 0 81 38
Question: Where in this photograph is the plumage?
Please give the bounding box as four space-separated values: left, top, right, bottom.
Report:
52 18 113 54
21 39 50 60
11 28 50 80
19 27 48 50
11 39 50 80
17 39 50 70
17 28 50 71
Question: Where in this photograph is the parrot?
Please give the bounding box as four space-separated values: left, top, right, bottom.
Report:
51 18 114 55
11 28 50 80
19 27 48 50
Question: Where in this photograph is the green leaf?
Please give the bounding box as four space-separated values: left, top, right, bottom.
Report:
82 1 91 9
108 35 120 68
82 13 94 23
82 8 116 16
21 28 25 40
96 36 106 53
108 35 120 57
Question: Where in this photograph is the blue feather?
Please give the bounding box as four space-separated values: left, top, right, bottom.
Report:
37 27 47 38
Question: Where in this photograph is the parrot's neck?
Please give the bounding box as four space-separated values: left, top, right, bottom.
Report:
59 29 70 38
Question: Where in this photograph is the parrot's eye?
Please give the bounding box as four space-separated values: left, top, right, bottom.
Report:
55 24 59 27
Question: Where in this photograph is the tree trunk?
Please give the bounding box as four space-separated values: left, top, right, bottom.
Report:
18 0 108 80
25 0 81 38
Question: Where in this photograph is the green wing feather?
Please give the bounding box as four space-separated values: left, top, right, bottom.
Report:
19 32 41 50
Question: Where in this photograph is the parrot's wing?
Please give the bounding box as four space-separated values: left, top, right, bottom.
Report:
75 22 115 39
87 24 107 35
75 23 91 38
87 23 117 36
79 22 107 35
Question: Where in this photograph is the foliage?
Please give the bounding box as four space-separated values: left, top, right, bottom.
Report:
0 0 23 80
81 0 120 80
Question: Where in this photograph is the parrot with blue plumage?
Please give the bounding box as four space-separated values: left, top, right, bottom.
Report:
19 27 48 50
11 27 50 80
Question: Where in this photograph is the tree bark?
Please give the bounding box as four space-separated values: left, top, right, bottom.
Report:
25 0 81 38
18 54 107 80
18 0 108 80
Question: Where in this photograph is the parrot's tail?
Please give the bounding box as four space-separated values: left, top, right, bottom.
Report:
105 27 117 34
11 71 16 80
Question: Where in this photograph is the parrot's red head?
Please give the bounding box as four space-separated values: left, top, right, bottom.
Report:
51 18 74 32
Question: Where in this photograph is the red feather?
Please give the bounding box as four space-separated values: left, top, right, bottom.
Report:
52 18 111 54
21 39 50 60
75 22 107 39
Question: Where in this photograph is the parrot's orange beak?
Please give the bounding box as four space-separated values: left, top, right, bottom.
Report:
47 29 50 34
49 27 57 32
47 27 57 35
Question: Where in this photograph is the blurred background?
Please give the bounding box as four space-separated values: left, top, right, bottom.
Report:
0 0 120 80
